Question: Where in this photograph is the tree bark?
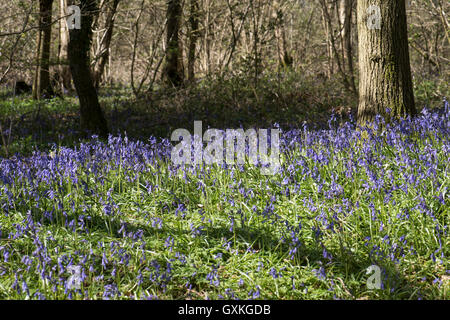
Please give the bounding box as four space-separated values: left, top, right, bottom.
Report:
163 0 184 87
68 0 108 137
357 0 416 124
33 0 55 99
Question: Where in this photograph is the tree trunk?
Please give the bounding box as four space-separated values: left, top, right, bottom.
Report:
187 0 200 83
272 1 293 69
58 0 73 92
320 0 335 78
68 0 108 137
357 0 416 124
339 0 356 93
163 0 184 87
33 0 55 99
319 0 352 91
92 0 120 88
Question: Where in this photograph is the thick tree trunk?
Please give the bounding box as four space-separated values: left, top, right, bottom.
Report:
187 0 200 83
163 0 184 87
33 0 55 99
68 0 108 137
357 0 416 124
92 0 120 88
58 0 73 92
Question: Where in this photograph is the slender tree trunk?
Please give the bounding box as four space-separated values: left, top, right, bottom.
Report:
203 0 211 76
250 0 260 86
92 0 120 88
320 0 334 78
357 0 416 124
339 0 356 93
33 0 55 99
187 0 200 83
68 0 108 137
163 0 184 87
319 0 353 91
272 1 293 69
58 0 73 92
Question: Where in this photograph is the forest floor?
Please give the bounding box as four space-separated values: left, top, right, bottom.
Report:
0 72 447 157
0 74 448 299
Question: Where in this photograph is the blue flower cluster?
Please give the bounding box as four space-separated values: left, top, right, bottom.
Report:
0 104 448 299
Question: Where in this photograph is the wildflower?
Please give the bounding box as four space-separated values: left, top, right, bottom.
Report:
103 284 119 299
269 267 279 279
313 267 326 280
248 286 261 299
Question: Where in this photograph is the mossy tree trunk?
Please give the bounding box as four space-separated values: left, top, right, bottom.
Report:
357 0 416 124
68 0 108 137
33 0 55 99
163 0 184 87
